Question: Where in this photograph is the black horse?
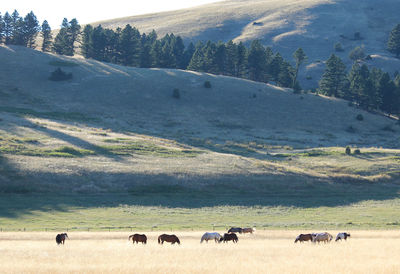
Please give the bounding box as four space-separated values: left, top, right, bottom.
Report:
228 227 243 234
220 233 239 243
56 233 69 245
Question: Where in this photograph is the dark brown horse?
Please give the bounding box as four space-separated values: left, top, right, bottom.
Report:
56 233 68 245
220 233 238 243
129 234 147 244
158 234 180 245
294 234 313 243
228 227 243 234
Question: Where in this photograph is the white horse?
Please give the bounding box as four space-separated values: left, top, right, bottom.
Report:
312 232 333 243
200 232 222 243
335 232 351 241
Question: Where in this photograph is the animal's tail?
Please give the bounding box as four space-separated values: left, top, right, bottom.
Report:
158 236 161 244
129 235 133 241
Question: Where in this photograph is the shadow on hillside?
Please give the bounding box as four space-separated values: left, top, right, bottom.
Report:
1 164 400 218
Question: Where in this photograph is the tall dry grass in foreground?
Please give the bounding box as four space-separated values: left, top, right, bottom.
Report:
1 231 400 273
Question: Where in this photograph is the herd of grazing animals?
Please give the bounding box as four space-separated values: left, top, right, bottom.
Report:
56 229 351 245
294 232 351 243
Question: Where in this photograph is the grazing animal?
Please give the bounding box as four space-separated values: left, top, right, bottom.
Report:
242 227 255 234
56 233 68 245
200 232 222 243
228 227 243 234
312 232 333 243
158 234 180 245
129 234 147 244
220 233 239 243
336 232 351 241
294 234 313 243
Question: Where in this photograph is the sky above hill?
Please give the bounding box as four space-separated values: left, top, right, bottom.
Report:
1 0 223 29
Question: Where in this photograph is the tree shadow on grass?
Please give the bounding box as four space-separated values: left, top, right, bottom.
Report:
1 166 400 219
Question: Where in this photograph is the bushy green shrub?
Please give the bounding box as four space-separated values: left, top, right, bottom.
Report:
345 146 351 155
349 46 365 61
49 67 73 81
354 148 361 154
356 114 364 121
204 81 212 88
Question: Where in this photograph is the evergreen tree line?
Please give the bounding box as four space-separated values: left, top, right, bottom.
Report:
81 25 305 87
80 24 304 88
319 54 400 116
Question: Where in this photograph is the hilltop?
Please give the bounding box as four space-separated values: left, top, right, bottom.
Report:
92 0 400 89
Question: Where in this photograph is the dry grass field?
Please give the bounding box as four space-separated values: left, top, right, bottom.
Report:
1 231 400 273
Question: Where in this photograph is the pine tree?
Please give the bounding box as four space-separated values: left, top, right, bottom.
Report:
202 41 218 74
22 11 40 48
3 12 13 44
277 61 294 88
53 18 70 55
0 13 4 43
41 20 52 52
388 24 400 58
182 42 195 70
81 24 94 58
118 24 140 66
10 10 24 45
140 41 152 68
91 25 107 61
236 42 247 78
269 53 284 83
247 40 267 82
150 39 162 67
224 40 237 76
347 64 378 109
214 42 226 74
103 28 119 62
293 48 307 87
319 54 347 97
378 72 398 115
171 35 185 69
187 41 205 72
67 18 81 55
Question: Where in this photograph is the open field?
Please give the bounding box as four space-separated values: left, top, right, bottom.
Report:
1 231 400 273
1 193 400 231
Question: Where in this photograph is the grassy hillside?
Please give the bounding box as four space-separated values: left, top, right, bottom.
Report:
0 45 399 230
92 0 400 89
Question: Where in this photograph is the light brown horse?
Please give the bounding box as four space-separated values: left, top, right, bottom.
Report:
129 234 147 244
312 232 333 243
158 234 180 245
242 227 255 234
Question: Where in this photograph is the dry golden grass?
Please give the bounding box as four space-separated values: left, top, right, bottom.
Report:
1 231 400 273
